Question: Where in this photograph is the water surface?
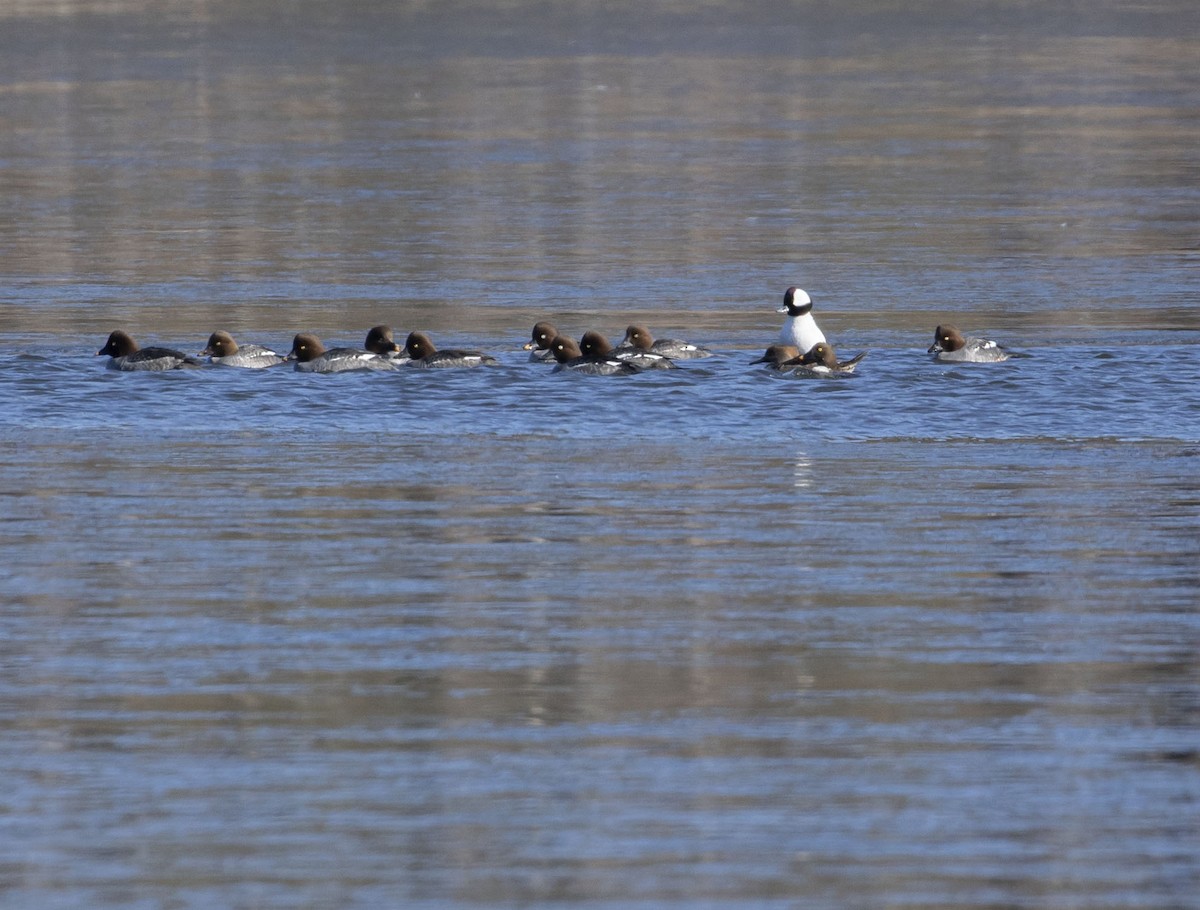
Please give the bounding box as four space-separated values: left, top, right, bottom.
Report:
1 2 1198 908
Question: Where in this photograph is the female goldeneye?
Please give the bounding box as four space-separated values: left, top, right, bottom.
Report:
285 333 398 373
96 330 199 371
199 331 284 368
750 342 862 377
616 324 713 360
928 324 1011 363
364 325 410 362
550 336 640 375
777 287 827 352
751 343 804 371
580 330 674 370
404 331 497 368
522 321 560 362
795 342 866 375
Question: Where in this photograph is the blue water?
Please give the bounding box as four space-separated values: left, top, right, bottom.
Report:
4 332 1198 444
3 339 1198 909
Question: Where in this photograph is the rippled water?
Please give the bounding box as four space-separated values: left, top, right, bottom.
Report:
2 1 1199 908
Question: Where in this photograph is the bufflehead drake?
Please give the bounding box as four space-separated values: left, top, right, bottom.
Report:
364 325 410 361
928 324 1011 363
550 336 640 375
404 332 497 368
285 333 398 372
522 321 560 362
616 325 713 360
777 287 827 352
97 330 199 371
580 330 674 370
199 331 284 369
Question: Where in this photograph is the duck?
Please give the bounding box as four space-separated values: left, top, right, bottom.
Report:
777 287 827 353
404 331 497 368
285 333 398 372
522 321 560 362
363 325 410 361
199 331 284 369
928 324 1011 362
580 330 674 370
795 342 866 375
751 342 862 377
96 330 199 371
751 344 805 371
616 324 712 360
550 336 641 375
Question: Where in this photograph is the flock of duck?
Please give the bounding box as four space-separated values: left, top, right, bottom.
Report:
95 287 1013 376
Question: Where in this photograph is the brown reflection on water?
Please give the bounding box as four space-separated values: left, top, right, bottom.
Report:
1 3 1197 338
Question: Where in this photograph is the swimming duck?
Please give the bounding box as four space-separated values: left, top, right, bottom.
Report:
522 321 560 362
616 325 712 360
550 336 641 375
97 330 199 371
404 331 498 368
199 331 284 369
751 342 862 377
580 330 674 370
363 325 410 361
928 324 1011 363
752 344 804 370
285 333 398 372
795 342 866 375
